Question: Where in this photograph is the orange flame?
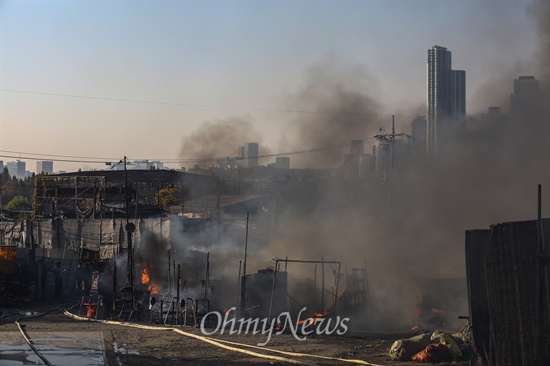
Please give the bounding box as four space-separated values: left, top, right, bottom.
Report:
148 283 160 294
297 311 328 325
142 267 150 284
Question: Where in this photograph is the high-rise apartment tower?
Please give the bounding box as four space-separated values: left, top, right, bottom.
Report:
426 45 466 157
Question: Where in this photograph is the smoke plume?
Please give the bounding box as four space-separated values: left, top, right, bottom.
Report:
281 60 384 168
171 1 549 331
179 115 264 164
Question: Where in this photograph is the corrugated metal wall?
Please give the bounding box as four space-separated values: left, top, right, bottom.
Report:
484 219 549 366
465 229 492 365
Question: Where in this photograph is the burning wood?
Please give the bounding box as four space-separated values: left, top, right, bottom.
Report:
148 283 160 295
142 267 150 284
297 311 328 326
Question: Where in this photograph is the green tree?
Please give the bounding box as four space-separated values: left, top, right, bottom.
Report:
1 166 9 184
4 195 33 219
156 185 187 211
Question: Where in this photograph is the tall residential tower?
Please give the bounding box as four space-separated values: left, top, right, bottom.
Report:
426 45 466 157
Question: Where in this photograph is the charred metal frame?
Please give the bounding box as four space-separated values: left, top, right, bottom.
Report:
268 258 341 319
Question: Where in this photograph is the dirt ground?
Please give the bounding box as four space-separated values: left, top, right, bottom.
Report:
0 300 471 366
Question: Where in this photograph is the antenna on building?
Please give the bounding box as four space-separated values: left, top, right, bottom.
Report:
373 115 414 183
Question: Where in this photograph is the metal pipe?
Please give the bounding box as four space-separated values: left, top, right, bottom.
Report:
268 264 278 320
204 252 210 300
237 259 242 305
535 184 544 365
241 212 249 314
268 258 342 318
177 264 181 324
168 250 171 297
333 262 341 315
321 258 325 313
314 264 317 310
277 259 341 265
112 261 117 313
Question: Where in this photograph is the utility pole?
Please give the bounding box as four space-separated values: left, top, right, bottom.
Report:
124 156 136 304
373 116 413 206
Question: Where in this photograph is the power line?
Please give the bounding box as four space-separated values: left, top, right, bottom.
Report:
1 89 417 120
0 154 111 164
0 141 375 166
0 149 118 161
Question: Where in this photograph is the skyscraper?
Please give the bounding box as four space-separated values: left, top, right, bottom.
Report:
36 161 54 175
426 45 466 157
510 76 542 119
7 160 26 179
243 142 259 168
411 116 427 146
411 116 427 159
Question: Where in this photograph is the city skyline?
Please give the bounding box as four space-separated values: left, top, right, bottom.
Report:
0 1 546 172
426 45 466 158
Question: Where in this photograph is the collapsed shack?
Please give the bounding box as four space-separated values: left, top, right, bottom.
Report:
262 259 342 319
33 170 219 219
465 218 550 365
0 246 33 307
412 277 468 330
243 268 288 319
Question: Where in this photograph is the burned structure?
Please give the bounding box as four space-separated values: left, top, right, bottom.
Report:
33 169 219 219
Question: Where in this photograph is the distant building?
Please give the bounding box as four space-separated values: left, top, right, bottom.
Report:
484 106 509 125
241 143 259 168
373 138 391 181
427 45 466 158
411 116 427 146
0 161 3 172
112 160 164 170
343 140 373 180
510 76 542 119
216 157 239 169
372 129 413 182
488 107 502 116
7 160 26 179
36 161 54 175
274 157 290 170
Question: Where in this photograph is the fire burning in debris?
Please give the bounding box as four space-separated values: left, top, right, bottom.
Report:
142 267 150 284
148 283 160 295
141 263 160 294
297 311 329 326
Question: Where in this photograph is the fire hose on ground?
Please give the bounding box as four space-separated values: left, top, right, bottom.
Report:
14 301 78 366
62 309 384 366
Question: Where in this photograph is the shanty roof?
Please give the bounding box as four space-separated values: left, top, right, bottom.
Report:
218 194 263 209
52 169 218 184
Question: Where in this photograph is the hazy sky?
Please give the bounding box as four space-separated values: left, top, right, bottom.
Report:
0 0 542 172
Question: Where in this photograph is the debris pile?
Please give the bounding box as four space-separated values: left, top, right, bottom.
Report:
389 329 470 363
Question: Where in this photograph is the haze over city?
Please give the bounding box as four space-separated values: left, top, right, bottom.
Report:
0 2 549 364
0 0 545 173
